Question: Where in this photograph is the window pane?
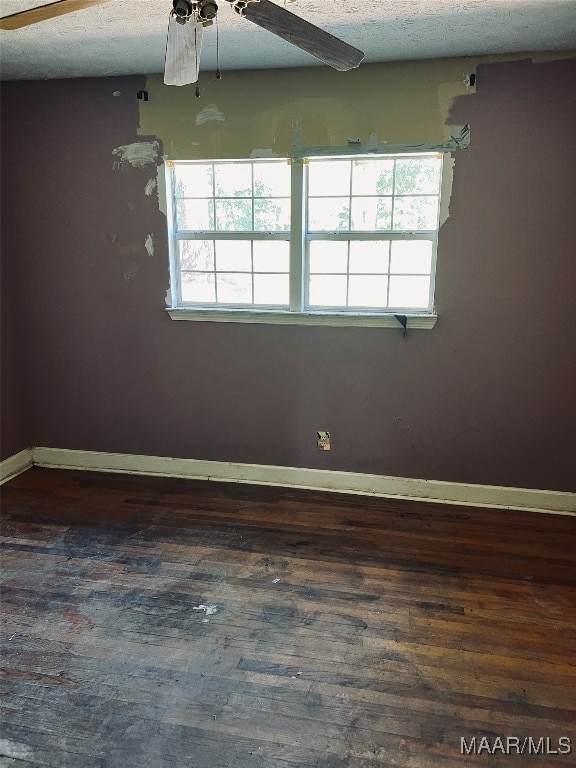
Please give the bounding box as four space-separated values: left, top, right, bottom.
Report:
179 239 214 271
217 273 252 303
350 197 392 231
309 241 348 273
393 196 439 231
215 198 253 231
348 275 389 308
352 158 393 195
388 275 431 308
174 164 213 198
349 241 389 273
254 274 289 305
308 160 351 196
394 157 441 195
176 199 214 230
308 198 350 231
253 241 289 272
215 240 252 271
309 275 347 306
181 272 215 303
390 240 433 274
214 163 252 197
253 162 290 197
254 198 290 231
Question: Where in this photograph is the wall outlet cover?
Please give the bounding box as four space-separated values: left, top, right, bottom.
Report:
317 431 331 451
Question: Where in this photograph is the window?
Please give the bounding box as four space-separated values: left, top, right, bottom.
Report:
169 159 291 308
166 152 443 326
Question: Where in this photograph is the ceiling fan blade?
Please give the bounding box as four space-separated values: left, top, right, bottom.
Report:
164 16 204 86
0 0 111 30
241 0 364 72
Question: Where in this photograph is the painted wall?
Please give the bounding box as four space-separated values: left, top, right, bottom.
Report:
1 57 575 490
0 161 31 459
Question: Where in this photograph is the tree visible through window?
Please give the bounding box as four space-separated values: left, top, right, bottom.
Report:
167 153 443 314
306 155 442 311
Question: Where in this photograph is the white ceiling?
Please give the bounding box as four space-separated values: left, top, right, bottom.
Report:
1 0 575 80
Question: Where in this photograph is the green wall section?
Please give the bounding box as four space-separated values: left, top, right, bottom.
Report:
139 59 473 159
139 53 574 161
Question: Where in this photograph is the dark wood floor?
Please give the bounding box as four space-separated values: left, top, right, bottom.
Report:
1 468 575 768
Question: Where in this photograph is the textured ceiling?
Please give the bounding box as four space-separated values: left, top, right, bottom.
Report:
1 0 576 80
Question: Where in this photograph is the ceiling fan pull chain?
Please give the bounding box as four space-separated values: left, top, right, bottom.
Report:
195 24 201 97
216 14 222 79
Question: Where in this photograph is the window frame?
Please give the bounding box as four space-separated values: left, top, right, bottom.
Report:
165 151 446 328
167 157 293 311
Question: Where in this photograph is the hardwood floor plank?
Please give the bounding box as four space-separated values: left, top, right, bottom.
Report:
1 468 575 767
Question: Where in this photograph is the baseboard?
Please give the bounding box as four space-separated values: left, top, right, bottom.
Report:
0 448 33 485
31 447 576 516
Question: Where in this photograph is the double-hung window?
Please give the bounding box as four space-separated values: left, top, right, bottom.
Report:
168 159 292 307
166 152 443 326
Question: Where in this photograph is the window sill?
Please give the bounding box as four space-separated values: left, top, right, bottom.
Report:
167 308 437 328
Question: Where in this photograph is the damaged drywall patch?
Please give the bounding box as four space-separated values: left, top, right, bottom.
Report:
112 140 160 170
145 234 154 257
144 177 157 196
196 105 225 126
440 154 455 227
156 164 167 216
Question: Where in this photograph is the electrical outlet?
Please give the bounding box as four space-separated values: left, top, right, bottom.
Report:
317 431 330 451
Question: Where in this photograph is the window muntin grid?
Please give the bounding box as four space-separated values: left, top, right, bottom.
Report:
168 153 442 314
307 239 434 310
174 160 291 234
179 239 290 306
305 154 442 311
172 159 291 308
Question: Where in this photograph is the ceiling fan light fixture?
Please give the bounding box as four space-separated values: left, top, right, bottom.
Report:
198 1 219 21
172 0 193 19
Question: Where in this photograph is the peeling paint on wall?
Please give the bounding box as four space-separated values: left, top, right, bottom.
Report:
196 105 225 126
145 234 154 257
439 155 455 227
112 140 160 170
144 178 157 196
156 165 167 217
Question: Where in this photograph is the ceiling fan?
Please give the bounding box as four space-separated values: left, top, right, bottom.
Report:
1 0 364 86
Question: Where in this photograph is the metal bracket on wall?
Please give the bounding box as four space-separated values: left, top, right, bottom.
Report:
395 315 408 337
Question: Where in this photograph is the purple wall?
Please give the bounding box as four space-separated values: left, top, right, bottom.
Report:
1 59 575 490
0 192 31 459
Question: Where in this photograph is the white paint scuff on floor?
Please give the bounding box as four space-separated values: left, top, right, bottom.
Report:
192 604 218 615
